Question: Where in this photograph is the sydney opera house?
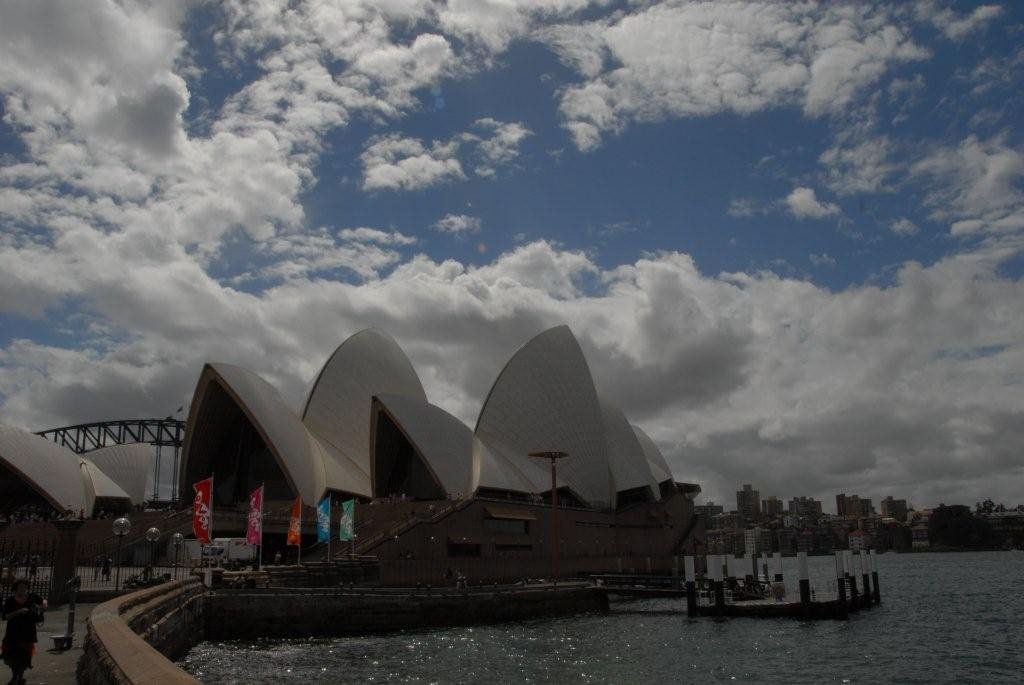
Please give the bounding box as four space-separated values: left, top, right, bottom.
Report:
0 427 151 517
180 325 703 581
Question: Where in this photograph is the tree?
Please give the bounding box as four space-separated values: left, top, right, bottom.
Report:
928 505 995 550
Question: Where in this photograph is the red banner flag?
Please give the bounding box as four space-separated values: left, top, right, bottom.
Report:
286 496 302 546
246 485 264 546
192 476 213 545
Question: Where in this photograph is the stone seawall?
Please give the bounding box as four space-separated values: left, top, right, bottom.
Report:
78 579 206 685
205 584 609 641
79 582 607 682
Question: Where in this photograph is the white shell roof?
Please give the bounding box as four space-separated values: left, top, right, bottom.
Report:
631 424 673 484
374 393 474 497
302 329 426 487
475 325 613 507
179 326 682 507
80 456 131 505
472 433 565 494
599 394 660 502
204 363 330 503
86 443 153 504
0 424 91 513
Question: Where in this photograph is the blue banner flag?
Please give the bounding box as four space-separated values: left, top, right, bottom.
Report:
316 496 330 543
339 499 355 541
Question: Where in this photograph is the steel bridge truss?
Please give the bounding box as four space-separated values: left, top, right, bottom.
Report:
35 418 186 502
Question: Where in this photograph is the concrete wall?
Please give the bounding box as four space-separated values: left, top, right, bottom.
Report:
78 579 206 685
360 490 701 585
206 585 609 641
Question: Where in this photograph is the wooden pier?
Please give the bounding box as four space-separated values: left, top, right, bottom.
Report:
591 549 882 621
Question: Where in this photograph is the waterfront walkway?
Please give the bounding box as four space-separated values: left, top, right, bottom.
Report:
22 602 94 685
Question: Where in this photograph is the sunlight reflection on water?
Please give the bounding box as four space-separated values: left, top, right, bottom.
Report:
183 552 1024 683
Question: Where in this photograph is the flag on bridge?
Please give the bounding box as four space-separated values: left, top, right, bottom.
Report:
287 496 302 546
192 476 213 545
316 496 331 543
246 485 264 546
339 499 355 542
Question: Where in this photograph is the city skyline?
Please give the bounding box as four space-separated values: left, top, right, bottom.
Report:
699 483 1021 517
1 1 1023 510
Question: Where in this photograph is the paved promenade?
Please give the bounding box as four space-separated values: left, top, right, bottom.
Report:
17 602 95 685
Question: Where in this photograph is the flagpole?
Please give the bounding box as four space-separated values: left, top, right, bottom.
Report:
252 481 258 573
327 497 332 562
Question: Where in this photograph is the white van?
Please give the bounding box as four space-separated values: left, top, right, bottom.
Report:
212 537 256 561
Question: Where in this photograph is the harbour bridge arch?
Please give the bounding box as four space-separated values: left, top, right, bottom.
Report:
35 418 186 502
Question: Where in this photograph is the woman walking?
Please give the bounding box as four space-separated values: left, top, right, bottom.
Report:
2 579 45 684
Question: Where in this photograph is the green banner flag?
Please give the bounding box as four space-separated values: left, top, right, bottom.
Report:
339 498 355 541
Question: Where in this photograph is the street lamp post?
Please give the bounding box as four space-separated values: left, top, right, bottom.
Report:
171 533 184 580
145 527 161 581
112 517 131 591
528 451 569 582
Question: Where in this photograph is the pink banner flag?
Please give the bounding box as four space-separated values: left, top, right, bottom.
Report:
246 485 264 546
192 476 213 545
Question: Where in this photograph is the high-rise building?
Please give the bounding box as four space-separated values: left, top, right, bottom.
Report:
836 493 874 518
762 496 783 519
712 511 741 530
743 527 772 556
859 498 874 517
788 496 823 519
880 496 908 522
737 484 761 524
695 501 724 519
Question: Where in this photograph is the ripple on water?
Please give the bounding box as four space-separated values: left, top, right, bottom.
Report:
182 552 1024 683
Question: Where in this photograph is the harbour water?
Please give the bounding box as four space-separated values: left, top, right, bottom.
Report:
184 551 1024 683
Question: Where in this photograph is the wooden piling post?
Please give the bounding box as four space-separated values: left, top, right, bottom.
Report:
870 549 881 604
834 551 848 620
761 551 770 581
797 551 811 610
710 554 725 616
844 550 859 612
859 550 872 610
684 555 697 618
772 551 783 582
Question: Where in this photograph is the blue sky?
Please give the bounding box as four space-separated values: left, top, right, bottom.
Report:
0 1 1022 508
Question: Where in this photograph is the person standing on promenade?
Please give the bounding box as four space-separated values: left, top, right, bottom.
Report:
2 578 45 684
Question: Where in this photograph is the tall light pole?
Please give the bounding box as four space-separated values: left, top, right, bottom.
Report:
112 517 131 591
528 451 569 582
171 533 184 580
145 527 161 580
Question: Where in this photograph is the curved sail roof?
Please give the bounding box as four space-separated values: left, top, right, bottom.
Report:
86 443 153 504
373 394 474 497
599 394 660 501
80 456 131 505
181 363 330 503
472 433 565 495
475 325 613 507
302 329 426 484
177 325 688 508
631 424 673 484
0 424 91 513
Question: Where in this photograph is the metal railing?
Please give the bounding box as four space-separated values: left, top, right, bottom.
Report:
0 539 56 604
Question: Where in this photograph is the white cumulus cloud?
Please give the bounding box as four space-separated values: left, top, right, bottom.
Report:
785 187 841 220
433 214 482 235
